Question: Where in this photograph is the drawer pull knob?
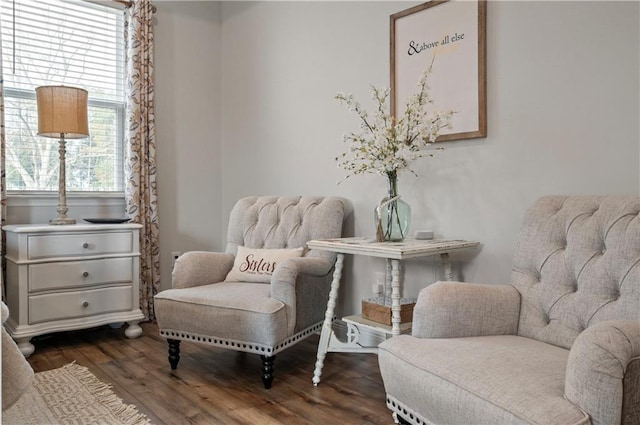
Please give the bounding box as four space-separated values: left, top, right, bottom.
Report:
82 301 89 308
82 242 89 249
82 271 89 278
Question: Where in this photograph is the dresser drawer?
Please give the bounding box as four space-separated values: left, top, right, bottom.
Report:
29 257 134 292
28 231 133 259
29 286 133 324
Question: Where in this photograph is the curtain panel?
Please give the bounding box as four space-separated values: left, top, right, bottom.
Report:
0 30 6 299
125 0 160 320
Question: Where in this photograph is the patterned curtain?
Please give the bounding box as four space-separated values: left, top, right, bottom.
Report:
0 24 6 300
125 0 159 320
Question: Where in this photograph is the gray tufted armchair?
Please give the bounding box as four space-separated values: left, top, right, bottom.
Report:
154 196 350 388
379 196 640 425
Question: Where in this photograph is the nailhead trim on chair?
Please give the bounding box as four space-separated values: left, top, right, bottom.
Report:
387 394 427 425
159 321 324 356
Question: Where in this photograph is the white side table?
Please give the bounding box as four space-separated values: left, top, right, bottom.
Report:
307 237 480 385
3 223 145 356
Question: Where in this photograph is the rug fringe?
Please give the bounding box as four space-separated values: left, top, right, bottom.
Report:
62 363 151 425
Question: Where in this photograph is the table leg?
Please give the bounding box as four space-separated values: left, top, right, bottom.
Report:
312 253 344 386
390 259 401 337
125 321 143 338
441 252 454 281
385 259 392 304
16 337 35 357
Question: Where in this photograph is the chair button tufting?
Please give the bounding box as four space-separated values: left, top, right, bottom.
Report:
542 313 550 325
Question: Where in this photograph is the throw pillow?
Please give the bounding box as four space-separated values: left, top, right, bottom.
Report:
225 246 304 283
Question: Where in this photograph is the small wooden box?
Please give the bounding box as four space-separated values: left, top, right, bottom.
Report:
361 299 415 325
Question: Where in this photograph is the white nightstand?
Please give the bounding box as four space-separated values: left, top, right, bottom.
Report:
3 223 145 356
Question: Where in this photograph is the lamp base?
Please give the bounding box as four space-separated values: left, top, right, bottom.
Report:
50 217 76 225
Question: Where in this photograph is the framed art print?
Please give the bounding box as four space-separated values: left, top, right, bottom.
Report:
391 0 487 141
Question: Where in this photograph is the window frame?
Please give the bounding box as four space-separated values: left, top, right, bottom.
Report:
2 0 128 197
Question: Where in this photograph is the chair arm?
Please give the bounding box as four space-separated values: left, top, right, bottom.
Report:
565 320 640 425
412 281 521 339
271 257 334 334
172 251 235 289
2 302 34 410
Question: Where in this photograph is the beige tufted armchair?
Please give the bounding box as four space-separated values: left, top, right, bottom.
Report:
154 196 350 388
379 196 640 425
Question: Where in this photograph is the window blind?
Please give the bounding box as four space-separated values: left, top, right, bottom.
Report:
1 0 126 192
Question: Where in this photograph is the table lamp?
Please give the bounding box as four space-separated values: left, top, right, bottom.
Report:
36 85 89 225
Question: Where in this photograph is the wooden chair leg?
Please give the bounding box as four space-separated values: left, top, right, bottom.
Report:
397 415 411 425
392 411 412 425
260 355 276 389
168 339 180 370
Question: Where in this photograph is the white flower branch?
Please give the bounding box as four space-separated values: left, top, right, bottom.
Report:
335 60 454 183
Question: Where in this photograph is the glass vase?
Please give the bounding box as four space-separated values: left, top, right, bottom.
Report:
374 174 411 242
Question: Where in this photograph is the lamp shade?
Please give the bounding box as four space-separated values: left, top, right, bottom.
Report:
36 85 89 139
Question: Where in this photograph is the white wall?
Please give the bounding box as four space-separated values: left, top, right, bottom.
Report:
154 2 223 288
13 1 636 314
218 1 639 316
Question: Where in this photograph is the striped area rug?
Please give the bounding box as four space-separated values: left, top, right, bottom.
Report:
3 362 150 425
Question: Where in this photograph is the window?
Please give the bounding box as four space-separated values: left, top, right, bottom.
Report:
1 0 126 192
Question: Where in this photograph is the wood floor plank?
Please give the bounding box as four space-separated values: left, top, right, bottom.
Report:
25 322 394 425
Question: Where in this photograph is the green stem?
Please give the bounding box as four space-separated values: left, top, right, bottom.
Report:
383 172 405 240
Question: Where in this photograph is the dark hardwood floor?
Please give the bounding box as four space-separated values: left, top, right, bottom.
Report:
26 321 394 425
